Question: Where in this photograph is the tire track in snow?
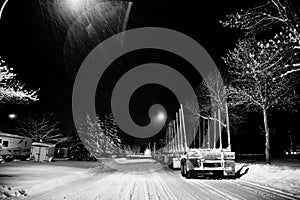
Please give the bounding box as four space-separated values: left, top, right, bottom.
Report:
163 169 218 200
152 170 178 200
146 172 161 200
192 180 240 200
231 180 296 200
161 169 214 200
96 171 134 200
211 180 279 200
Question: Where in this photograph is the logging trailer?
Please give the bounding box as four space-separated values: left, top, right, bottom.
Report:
162 104 235 178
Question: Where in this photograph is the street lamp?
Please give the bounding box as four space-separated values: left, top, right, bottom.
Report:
152 109 168 126
156 111 166 122
63 0 89 14
8 113 17 120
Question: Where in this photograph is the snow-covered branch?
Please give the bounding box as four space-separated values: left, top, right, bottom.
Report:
280 68 300 78
196 113 227 127
224 38 297 111
0 58 39 103
221 0 300 78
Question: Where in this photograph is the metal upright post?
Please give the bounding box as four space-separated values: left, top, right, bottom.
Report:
207 119 210 148
165 127 168 154
225 102 231 151
173 120 177 153
214 111 217 149
193 127 195 148
218 108 223 149
168 125 171 155
202 119 206 148
179 109 183 152
199 119 201 149
171 123 175 154
176 112 180 153
180 104 187 152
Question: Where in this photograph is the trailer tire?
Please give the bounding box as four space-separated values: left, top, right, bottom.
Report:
3 156 13 162
185 170 194 179
212 171 223 179
169 162 173 170
20 156 27 161
180 162 185 177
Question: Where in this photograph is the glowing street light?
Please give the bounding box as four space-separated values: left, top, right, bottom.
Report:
152 110 168 127
156 111 166 122
8 113 17 120
64 0 88 13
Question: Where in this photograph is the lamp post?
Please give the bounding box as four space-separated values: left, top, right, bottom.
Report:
155 111 166 123
8 113 17 120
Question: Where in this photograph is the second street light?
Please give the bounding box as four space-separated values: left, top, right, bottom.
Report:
8 113 17 120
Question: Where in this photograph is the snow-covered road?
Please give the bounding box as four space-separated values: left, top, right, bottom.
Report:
23 159 298 200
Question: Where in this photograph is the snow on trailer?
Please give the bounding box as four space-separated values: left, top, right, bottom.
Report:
156 103 235 179
0 132 32 162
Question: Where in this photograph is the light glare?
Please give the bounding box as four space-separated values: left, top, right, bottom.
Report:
156 112 166 122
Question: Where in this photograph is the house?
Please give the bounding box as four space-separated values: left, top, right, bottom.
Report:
0 132 32 161
30 142 55 162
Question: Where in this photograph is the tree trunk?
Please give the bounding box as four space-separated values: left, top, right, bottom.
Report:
263 109 271 164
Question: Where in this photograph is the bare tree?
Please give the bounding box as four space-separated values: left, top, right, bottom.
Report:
220 0 300 78
186 71 227 123
0 58 38 103
15 112 61 143
185 71 246 150
223 38 298 164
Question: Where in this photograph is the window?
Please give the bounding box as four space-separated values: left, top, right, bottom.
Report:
0 139 2 144
3 141 9 147
25 141 27 146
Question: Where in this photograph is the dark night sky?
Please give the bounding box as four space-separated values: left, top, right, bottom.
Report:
0 0 243 117
0 0 299 151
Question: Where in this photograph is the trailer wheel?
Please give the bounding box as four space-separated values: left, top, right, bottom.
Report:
212 171 223 179
180 162 186 177
20 156 27 161
185 169 194 179
3 156 13 162
169 162 173 170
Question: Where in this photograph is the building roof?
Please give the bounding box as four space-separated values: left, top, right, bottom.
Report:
0 132 30 139
31 142 56 148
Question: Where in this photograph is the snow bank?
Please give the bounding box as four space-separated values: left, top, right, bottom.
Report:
238 163 300 195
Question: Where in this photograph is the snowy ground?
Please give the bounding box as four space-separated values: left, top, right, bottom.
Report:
0 161 99 198
0 159 299 199
237 159 300 196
